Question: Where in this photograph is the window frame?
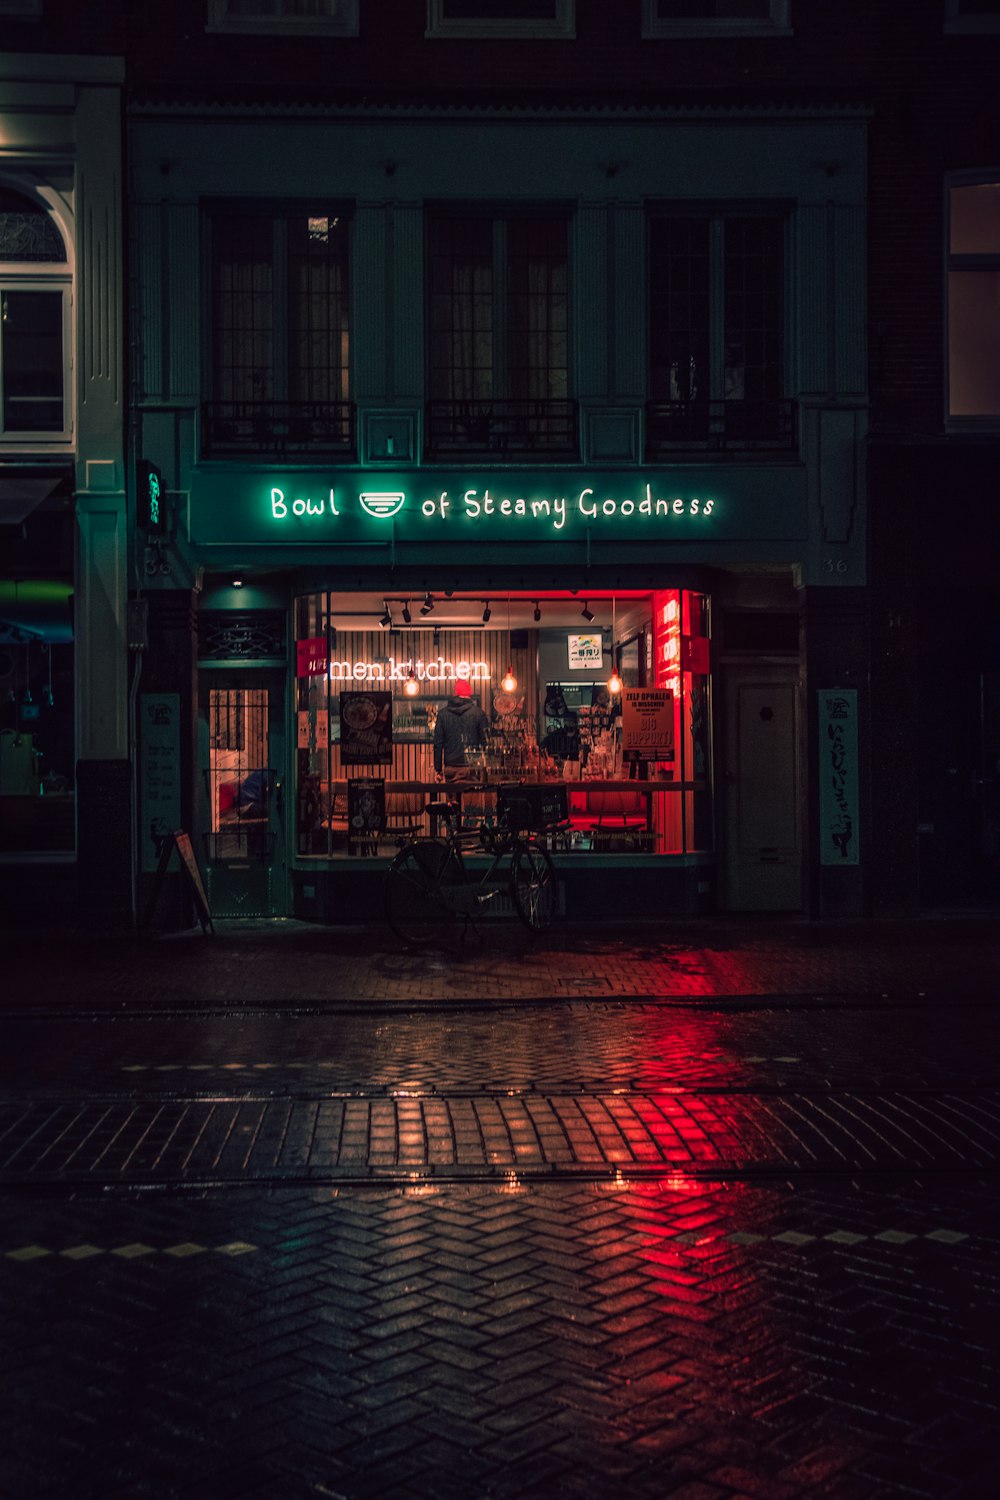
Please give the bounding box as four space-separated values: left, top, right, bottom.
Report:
0 171 73 436
426 0 575 40
641 0 791 39
0 280 72 444
646 203 790 420
426 205 572 404
204 200 353 403
944 1 1000 35
206 0 359 37
945 170 1000 430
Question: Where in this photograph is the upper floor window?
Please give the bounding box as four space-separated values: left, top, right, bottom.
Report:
947 176 1000 424
641 1 791 37
0 188 69 442
204 206 353 456
944 1 1000 33
207 0 358 35
426 210 575 456
647 210 791 454
426 1 574 39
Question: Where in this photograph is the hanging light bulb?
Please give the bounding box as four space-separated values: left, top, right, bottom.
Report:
502 592 517 693
533 601 541 622
607 596 622 695
403 666 419 697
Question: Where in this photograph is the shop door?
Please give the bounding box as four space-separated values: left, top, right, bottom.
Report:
721 665 802 911
197 670 288 918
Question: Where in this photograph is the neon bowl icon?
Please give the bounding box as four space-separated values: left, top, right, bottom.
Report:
359 491 405 519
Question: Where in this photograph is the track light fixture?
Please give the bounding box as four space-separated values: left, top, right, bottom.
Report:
379 602 392 629
581 602 595 623
482 601 491 624
401 600 412 624
420 592 434 616
533 602 541 622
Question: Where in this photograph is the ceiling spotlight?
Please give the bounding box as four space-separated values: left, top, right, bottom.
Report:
401 600 412 624
482 601 491 624
533 601 541 622
581 602 595 623
420 592 434 616
379 602 392 629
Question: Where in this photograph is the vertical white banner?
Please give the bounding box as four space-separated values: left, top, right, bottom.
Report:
818 689 860 866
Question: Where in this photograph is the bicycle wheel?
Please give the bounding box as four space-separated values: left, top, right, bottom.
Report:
384 839 465 946
510 838 557 932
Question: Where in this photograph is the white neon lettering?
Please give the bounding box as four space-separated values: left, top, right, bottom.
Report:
422 499 437 517
578 488 596 518
426 661 440 681
621 499 634 516
704 499 715 515
656 499 669 515
673 499 684 514
464 489 480 517
353 663 366 680
271 487 288 519
690 498 700 515
553 497 566 529
603 498 616 516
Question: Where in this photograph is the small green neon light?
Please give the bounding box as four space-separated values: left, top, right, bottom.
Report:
148 471 160 528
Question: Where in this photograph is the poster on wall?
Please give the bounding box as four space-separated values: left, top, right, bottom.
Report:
140 693 181 871
296 637 329 677
347 777 386 856
339 691 392 765
818 689 860 865
622 688 674 763
567 633 603 670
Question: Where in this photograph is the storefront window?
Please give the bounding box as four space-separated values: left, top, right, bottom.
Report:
293 589 712 858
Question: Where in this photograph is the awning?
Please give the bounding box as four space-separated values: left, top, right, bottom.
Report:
0 475 65 526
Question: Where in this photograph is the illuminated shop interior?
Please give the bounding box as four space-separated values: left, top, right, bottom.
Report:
206 589 712 861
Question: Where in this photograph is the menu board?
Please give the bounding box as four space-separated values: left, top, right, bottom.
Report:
347 777 386 856
622 688 674 762
339 691 392 765
140 693 181 871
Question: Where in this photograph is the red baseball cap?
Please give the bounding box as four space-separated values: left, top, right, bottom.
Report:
454 677 472 698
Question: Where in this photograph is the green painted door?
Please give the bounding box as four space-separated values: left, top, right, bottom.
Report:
197 669 288 918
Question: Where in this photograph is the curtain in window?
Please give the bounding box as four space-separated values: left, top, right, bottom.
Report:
288 214 350 404
429 218 493 401
213 216 274 404
508 219 567 400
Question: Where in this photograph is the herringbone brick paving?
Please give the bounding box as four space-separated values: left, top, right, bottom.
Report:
3 911 1000 1496
3 1179 998 1499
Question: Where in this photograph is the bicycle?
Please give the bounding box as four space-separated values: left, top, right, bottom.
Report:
383 790 560 946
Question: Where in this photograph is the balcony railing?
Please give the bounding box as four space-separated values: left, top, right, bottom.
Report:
645 398 796 456
425 399 578 460
202 401 355 458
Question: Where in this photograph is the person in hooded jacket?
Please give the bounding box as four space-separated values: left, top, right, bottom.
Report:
433 677 489 782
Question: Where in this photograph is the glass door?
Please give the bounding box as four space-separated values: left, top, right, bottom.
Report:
197 669 287 917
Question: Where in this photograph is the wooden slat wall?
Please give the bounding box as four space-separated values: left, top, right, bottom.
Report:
324 628 539 782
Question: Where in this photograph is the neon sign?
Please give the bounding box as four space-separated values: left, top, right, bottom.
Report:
269 482 714 534
329 657 490 685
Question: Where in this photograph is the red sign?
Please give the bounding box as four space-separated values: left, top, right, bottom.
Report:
296 637 329 678
681 636 710 674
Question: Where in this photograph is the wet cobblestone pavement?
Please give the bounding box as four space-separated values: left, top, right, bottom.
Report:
3 913 1000 1497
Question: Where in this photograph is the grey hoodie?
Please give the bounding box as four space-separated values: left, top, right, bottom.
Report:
433 696 489 772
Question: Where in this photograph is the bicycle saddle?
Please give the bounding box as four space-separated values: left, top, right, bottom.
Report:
426 798 460 818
